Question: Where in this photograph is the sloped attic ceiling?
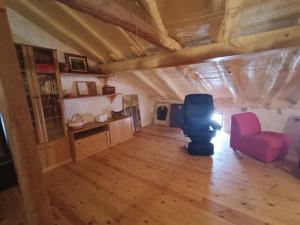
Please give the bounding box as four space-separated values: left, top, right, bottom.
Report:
6 0 300 107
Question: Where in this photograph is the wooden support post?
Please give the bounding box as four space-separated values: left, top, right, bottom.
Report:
0 4 54 225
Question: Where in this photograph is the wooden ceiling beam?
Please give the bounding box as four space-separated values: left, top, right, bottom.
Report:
115 27 149 57
177 66 211 94
216 62 240 104
154 69 184 101
100 25 300 73
187 66 213 94
133 71 169 100
17 0 107 63
55 2 126 61
138 0 169 36
55 0 182 51
100 43 236 73
233 26 300 52
264 52 298 105
223 61 247 105
217 0 236 45
209 0 225 42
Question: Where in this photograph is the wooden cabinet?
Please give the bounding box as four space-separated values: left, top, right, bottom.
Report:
45 138 71 168
36 138 71 171
121 117 133 140
15 44 71 171
109 120 123 145
70 124 110 162
37 144 48 169
75 131 109 161
109 117 133 145
69 117 133 161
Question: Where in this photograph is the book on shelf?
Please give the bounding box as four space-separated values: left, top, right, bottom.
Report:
41 80 57 95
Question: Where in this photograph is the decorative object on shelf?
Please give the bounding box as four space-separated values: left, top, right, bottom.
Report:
112 109 125 118
65 53 89 73
80 113 94 123
95 114 108 123
68 114 86 129
75 81 97 96
63 90 76 98
102 85 116 95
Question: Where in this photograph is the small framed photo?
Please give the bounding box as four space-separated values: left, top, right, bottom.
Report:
75 81 98 96
65 53 89 73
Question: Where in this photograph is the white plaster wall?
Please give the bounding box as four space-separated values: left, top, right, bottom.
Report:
7 8 79 62
7 8 155 127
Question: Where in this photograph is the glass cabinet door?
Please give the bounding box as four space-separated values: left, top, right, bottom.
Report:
32 47 65 142
37 74 64 141
15 44 45 143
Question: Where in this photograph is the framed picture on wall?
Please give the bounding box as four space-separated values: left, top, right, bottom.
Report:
65 53 89 73
153 102 171 126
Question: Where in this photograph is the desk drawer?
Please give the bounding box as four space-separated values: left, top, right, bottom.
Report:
75 131 109 161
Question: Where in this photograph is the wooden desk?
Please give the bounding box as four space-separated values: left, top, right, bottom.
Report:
69 116 133 161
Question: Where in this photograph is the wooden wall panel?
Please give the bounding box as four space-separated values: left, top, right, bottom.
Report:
0 4 53 225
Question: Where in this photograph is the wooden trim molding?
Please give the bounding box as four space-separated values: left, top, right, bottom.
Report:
0 7 54 225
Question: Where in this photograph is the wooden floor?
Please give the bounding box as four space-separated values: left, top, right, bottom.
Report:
2 125 300 225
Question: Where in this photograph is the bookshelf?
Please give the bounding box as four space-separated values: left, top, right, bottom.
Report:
15 44 71 171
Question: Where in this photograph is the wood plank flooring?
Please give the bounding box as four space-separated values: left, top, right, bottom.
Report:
0 187 26 225
1 125 300 225
47 125 300 225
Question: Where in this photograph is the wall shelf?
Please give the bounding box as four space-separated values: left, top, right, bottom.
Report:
63 93 121 102
60 72 114 85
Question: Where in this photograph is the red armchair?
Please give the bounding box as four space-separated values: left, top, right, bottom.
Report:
230 112 289 163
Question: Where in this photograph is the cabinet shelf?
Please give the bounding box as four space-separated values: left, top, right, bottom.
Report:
40 93 59 96
45 115 62 121
63 93 121 102
60 72 111 77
